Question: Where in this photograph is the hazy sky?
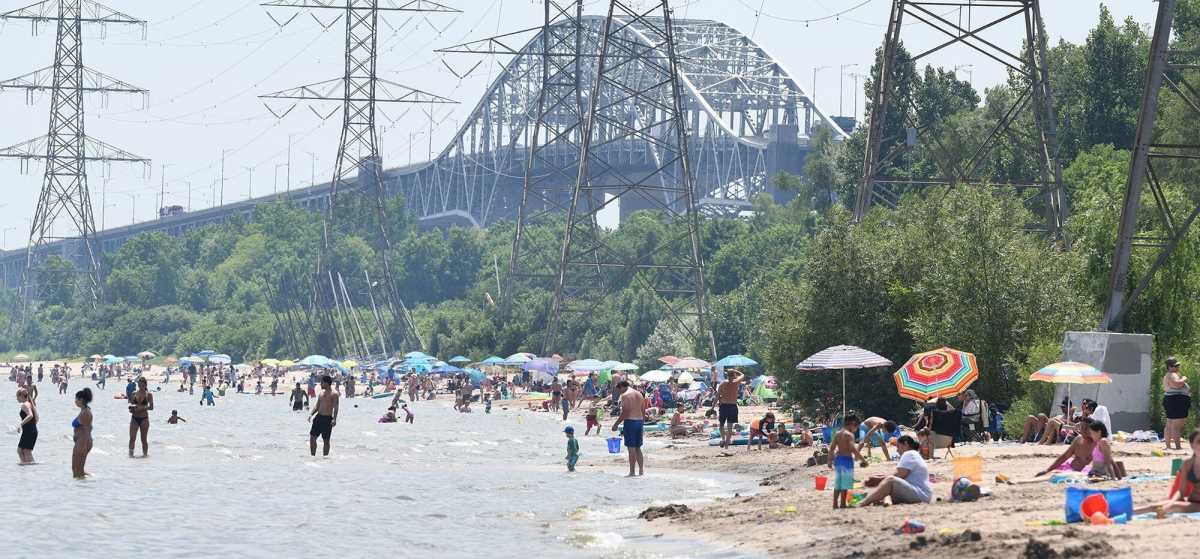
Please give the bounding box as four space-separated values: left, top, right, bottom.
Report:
0 0 1158 248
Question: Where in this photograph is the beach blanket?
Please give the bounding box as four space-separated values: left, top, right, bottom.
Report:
1132 512 1200 522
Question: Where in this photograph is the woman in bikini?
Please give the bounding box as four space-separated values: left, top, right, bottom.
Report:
1035 418 1101 477
128 377 154 457
1135 428 1200 516
72 388 94 478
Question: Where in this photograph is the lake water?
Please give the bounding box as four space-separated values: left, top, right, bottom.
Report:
3 381 758 558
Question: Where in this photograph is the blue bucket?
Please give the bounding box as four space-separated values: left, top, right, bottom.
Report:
606 437 623 454
1064 486 1133 523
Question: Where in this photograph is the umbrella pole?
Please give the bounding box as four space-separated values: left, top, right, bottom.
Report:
842 369 847 420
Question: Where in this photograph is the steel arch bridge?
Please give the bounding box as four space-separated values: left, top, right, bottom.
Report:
387 16 848 228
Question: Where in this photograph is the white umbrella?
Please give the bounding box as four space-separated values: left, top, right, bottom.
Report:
640 369 671 383
612 362 639 371
796 345 893 419
677 371 696 384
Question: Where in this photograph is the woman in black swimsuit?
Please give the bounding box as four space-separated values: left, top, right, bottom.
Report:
16 387 37 464
128 377 154 457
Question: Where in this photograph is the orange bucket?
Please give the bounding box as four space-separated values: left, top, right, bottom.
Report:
1080 493 1109 519
815 475 828 491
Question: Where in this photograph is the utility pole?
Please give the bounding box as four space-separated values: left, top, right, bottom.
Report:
812 65 829 108
286 134 292 193
307 151 318 187
220 149 233 206
125 193 136 226
185 181 192 212
839 63 857 116
243 166 255 200
0 0 150 311
159 163 172 219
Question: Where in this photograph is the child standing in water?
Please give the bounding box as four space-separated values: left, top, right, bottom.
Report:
167 410 187 424
565 426 579 472
830 415 866 509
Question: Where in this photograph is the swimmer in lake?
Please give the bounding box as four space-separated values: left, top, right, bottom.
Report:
308 375 340 457
167 410 186 424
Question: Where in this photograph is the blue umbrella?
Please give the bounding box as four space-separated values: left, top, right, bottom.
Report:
300 355 333 367
209 354 232 365
448 355 471 364
716 354 758 368
465 368 486 386
104 356 124 365
196 350 217 357
404 351 431 359
432 364 464 374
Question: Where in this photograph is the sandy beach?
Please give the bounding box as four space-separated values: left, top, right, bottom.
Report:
12 360 1195 558
578 405 1197 559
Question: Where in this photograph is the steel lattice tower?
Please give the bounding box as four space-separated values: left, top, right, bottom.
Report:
261 0 457 357
505 1 586 308
854 0 1066 236
0 0 148 312
1101 0 1198 331
545 0 716 358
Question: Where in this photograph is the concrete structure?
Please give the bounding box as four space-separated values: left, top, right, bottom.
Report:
1059 331 1154 432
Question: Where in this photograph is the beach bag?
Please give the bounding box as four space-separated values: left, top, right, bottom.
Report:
1063 486 1132 523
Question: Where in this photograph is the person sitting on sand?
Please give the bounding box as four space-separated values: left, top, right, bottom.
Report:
670 404 688 439
777 423 794 447
1035 417 1104 477
858 435 933 506
748 412 777 451
858 417 897 461
379 407 398 423
1083 418 1124 479
1134 428 1200 517
166 410 186 424
1019 413 1049 443
1037 398 1076 445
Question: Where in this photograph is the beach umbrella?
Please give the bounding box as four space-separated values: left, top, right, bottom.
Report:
641 369 671 383
138 351 156 360
102 354 116 360
480 356 505 365
893 347 979 403
612 362 638 371
124 356 140 363
504 353 533 365
671 357 712 370
165 356 178 364
659 355 679 365
797 345 894 418
261 358 280 367
13 353 30 362
278 359 296 368
104 356 124 365
715 354 758 368
448 355 471 364
299 355 332 367
209 354 232 365
88 354 102 360
1030 362 1112 413
567 358 607 371
677 371 696 384
196 350 216 357
464 368 486 386
404 351 431 358
524 358 559 374
341 360 359 369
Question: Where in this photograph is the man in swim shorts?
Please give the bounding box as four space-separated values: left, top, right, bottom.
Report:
716 370 746 449
611 380 645 477
308 375 340 456
290 383 308 411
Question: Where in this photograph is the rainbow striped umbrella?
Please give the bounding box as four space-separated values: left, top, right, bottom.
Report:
894 347 979 402
1029 362 1111 384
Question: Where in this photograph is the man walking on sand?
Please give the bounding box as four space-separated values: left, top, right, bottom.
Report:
716 369 747 449
611 380 645 477
308 375 340 456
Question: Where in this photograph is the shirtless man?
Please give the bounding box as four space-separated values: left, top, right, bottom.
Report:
716 370 747 449
308 375 340 456
611 380 646 477
290 383 308 412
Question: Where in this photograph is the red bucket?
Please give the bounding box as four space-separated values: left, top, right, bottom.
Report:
815 475 828 491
